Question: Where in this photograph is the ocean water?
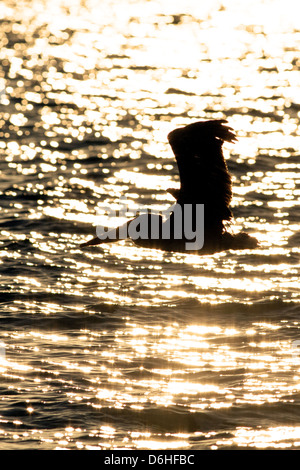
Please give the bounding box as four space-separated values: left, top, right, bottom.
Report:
0 0 300 450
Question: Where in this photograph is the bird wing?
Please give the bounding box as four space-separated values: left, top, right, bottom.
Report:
167 119 237 225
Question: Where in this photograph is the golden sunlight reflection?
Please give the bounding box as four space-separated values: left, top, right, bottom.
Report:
1 0 300 451
134 438 189 450
232 426 300 449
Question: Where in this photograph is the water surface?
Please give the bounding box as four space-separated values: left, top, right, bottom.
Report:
0 0 300 450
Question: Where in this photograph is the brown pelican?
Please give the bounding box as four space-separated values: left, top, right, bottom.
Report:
80 119 258 254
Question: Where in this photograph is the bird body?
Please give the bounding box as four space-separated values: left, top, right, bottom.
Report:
81 120 258 253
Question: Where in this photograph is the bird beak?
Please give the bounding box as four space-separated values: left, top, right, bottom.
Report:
80 237 102 248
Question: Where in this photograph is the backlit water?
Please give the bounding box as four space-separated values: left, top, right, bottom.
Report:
0 0 300 450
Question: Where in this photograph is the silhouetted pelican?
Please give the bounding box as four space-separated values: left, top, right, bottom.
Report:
80 120 258 254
